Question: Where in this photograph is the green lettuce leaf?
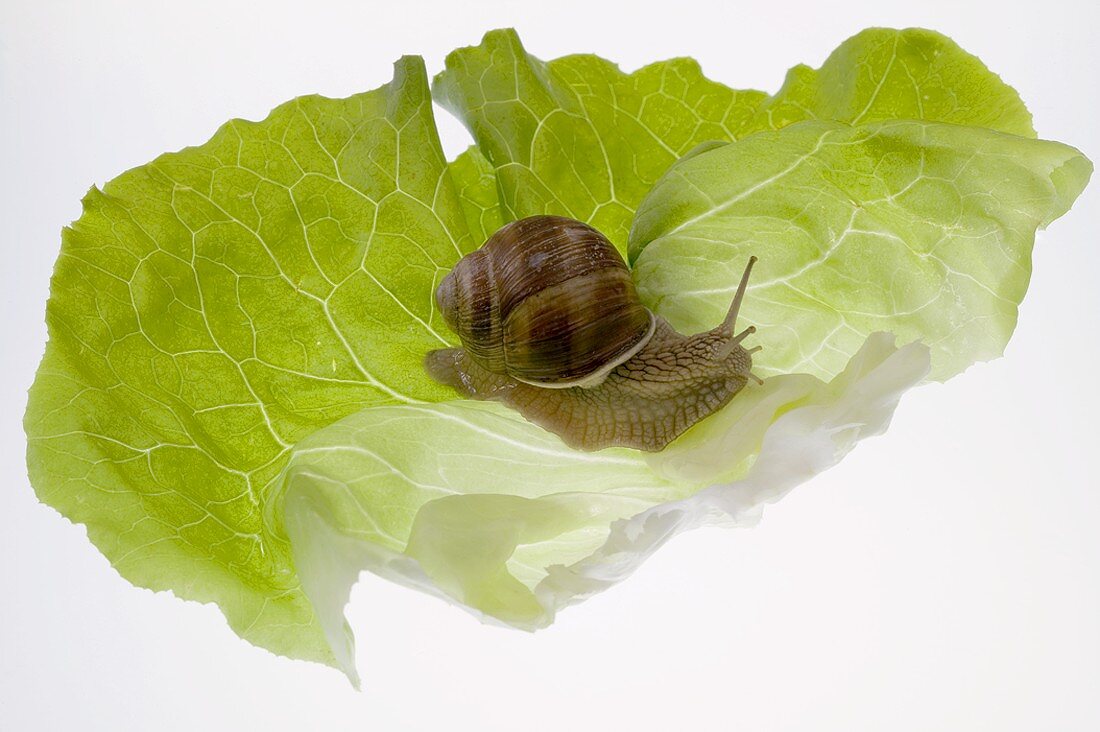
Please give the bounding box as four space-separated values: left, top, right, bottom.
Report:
24 27 1090 684
447 146 504 244
630 120 1091 380
24 56 475 664
434 27 1035 255
280 333 929 682
433 28 766 252
747 27 1035 138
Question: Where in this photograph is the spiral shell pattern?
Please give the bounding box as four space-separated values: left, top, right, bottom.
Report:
436 216 652 386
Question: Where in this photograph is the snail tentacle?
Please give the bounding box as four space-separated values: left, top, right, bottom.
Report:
718 255 757 333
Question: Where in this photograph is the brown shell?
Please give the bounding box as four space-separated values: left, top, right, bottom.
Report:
435 215 652 386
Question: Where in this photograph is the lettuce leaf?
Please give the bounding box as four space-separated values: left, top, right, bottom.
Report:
433 28 766 253
630 121 1091 381
447 146 505 245
23 28 1090 683
746 27 1035 138
434 27 1036 255
24 56 474 664
280 333 929 682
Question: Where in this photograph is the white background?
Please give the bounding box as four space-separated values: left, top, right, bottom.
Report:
2 0 1098 729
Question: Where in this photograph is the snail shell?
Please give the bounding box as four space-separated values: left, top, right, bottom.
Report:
427 215 760 452
435 216 654 387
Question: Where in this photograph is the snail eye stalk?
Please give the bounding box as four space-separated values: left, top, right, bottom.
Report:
719 255 758 334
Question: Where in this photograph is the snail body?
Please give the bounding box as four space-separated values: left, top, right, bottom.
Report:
425 215 760 452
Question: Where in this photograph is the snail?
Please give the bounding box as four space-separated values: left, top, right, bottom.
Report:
424 215 761 452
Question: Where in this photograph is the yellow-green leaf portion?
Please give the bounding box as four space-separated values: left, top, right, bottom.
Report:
434 28 766 252
434 27 1035 257
278 334 929 682
447 145 504 244
630 120 1091 380
747 27 1035 138
24 56 475 664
